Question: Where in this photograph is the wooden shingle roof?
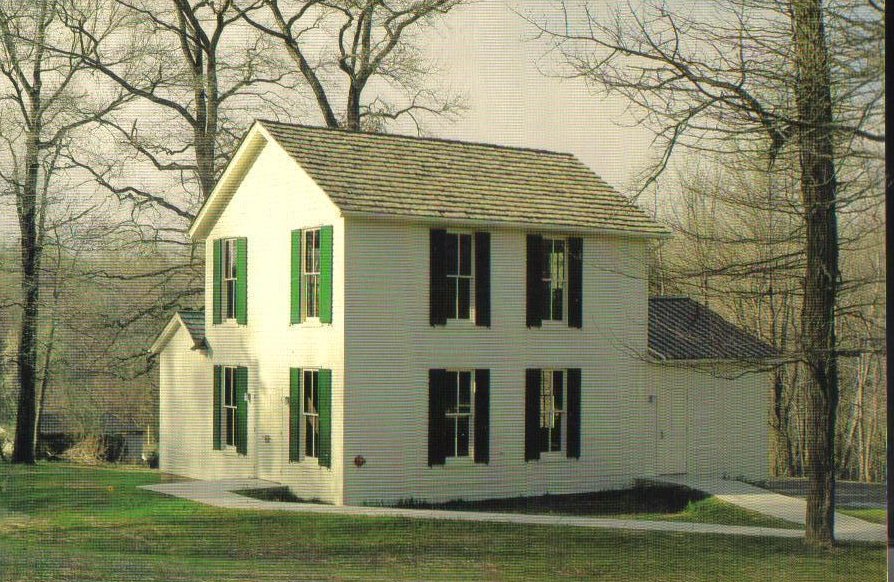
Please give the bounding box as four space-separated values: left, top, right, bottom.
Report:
649 297 778 361
258 120 668 236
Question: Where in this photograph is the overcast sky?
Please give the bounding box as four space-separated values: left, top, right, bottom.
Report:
0 1 660 245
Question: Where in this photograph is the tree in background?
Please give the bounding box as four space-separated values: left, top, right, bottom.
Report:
238 0 466 131
534 0 884 546
0 0 131 463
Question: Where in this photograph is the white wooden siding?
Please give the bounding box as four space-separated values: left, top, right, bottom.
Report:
342 217 654 504
649 363 770 481
165 138 347 503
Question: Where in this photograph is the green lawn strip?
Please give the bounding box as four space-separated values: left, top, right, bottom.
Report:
0 463 884 581
838 507 886 525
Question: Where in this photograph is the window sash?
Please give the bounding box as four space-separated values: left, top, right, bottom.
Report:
444 370 474 458
541 238 566 321
540 369 565 452
303 370 319 458
223 367 237 447
303 229 321 319
222 239 238 320
445 233 473 320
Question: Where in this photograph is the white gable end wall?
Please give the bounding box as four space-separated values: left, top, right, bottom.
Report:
342 217 656 504
202 139 346 503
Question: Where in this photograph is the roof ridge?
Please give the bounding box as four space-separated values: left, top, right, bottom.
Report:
257 119 577 158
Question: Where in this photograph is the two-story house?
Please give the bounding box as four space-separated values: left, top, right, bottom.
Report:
150 120 775 505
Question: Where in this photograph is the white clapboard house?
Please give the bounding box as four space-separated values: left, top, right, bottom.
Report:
150 121 776 505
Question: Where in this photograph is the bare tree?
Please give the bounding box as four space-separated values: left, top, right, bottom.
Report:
534 0 884 546
238 0 466 132
0 0 131 463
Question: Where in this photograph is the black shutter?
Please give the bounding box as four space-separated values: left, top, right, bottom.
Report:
430 229 449 326
474 369 490 464
428 369 449 466
474 232 491 327
525 368 541 461
568 237 583 329
526 235 544 327
566 369 581 459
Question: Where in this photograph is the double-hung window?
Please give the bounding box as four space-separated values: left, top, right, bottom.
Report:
444 370 473 458
223 367 237 447
525 368 581 461
213 365 247 455
428 368 490 465
430 230 491 327
223 240 238 320
539 369 565 453
445 234 473 320
213 237 247 325
303 229 321 319
542 239 566 322
303 369 320 459
526 235 582 328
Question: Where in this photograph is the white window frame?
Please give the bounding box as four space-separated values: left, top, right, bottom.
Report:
223 366 237 449
445 232 475 322
540 369 565 453
303 228 321 321
444 369 475 459
222 238 238 321
303 369 319 459
542 238 567 322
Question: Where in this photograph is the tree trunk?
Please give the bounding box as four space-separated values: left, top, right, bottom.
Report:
791 0 840 547
12 129 42 465
346 82 363 131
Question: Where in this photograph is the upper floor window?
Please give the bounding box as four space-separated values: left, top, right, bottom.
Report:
445 233 473 320
213 238 247 325
526 235 582 329
541 238 566 322
304 229 321 319
430 229 491 327
291 226 333 324
223 239 238 320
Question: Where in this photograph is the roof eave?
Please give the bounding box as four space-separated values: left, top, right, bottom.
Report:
342 209 671 239
148 313 183 355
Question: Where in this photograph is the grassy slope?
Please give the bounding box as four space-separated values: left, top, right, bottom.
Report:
0 463 884 581
839 508 887 525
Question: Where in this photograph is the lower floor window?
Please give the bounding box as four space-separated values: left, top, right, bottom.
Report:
445 370 473 458
304 370 319 458
540 369 565 453
223 367 237 447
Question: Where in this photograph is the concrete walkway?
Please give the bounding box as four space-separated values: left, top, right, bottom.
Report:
656 475 885 543
140 479 877 542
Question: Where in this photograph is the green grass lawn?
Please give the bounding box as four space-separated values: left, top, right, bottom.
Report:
0 463 884 581
393 485 801 530
839 507 887 525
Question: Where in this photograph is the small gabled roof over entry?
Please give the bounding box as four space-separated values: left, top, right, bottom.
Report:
190 120 670 240
149 310 207 354
648 297 777 362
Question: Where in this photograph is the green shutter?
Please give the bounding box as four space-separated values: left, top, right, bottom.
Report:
290 230 303 323
212 240 222 324
235 367 248 455
317 369 332 467
235 238 248 325
319 225 333 324
212 366 222 450
289 368 301 462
